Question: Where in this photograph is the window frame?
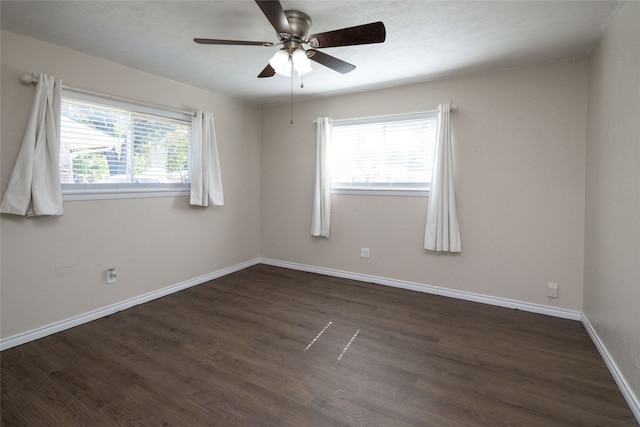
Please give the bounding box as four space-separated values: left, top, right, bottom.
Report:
60 90 193 201
330 111 437 197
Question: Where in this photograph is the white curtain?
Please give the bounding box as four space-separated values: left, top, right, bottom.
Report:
190 111 224 207
0 74 63 216
311 117 332 237
424 102 461 252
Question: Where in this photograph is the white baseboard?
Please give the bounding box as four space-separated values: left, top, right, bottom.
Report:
260 258 582 321
582 314 640 424
0 258 261 351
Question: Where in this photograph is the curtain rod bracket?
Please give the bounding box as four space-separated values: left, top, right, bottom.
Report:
20 73 38 85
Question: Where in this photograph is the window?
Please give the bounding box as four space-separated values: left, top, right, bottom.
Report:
331 112 437 195
60 91 192 200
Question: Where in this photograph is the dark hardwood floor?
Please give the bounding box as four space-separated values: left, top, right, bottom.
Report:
1 264 636 426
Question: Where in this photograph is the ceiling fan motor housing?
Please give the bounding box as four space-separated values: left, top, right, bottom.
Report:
282 10 312 51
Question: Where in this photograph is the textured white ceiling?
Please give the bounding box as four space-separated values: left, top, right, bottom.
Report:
0 1 622 106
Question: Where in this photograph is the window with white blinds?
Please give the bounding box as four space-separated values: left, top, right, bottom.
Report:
331 112 437 194
60 91 192 199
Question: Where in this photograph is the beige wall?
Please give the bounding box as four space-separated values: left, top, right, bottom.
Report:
0 31 262 339
584 0 640 404
261 60 588 312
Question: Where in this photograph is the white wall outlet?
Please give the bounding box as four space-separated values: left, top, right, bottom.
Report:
360 248 370 258
107 268 117 284
547 282 558 298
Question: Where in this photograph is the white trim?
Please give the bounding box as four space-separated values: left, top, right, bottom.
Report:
63 186 190 201
260 258 582 321
332 188 429 197
0 258 261 351
582 314 640 424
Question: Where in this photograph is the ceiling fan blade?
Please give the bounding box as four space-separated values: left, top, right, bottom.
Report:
255 0 291 36
307 49 356 74
258 64 276 78
308 21 386 48
194 38 274 47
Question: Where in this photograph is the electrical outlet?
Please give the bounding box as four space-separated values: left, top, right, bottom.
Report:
107 268 117 284
547 282 558 298
360 248 370 258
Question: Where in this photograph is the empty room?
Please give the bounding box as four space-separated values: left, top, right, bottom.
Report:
1 1 638 425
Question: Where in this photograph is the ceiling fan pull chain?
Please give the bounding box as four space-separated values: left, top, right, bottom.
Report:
290 63 294 125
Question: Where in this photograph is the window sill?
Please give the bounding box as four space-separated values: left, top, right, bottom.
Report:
332 188 429 197
62 186 190 201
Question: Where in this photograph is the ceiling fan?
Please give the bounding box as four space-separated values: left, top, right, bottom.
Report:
194 0 386 78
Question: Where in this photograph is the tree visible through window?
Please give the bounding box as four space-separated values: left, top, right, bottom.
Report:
60 97 191 187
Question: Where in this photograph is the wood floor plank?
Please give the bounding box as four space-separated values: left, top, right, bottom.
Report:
2 264 637 426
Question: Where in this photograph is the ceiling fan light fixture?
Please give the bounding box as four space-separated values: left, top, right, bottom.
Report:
269 49 291 76
269 47 312 77
292 48 312 76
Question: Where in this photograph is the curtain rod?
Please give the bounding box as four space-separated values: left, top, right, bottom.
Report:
312 104 458 124
20 73 197 117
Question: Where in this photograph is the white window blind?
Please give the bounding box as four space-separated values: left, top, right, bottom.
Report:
60 93 192 199
331 112 438 193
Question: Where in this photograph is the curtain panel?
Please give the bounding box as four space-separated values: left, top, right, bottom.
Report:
424 102 461 252
0 74 63 216
190 111 224 207
311 117 332 237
